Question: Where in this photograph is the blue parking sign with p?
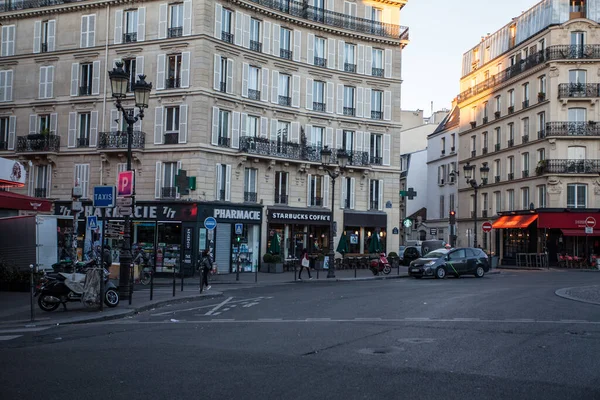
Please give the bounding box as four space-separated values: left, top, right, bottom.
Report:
235 223 243 235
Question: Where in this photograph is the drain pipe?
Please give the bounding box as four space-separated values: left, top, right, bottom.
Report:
100 3 110 185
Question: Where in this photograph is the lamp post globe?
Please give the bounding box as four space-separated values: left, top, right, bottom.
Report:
336 148 349 169
463 161 474 182
320 145 332 165
133 74 152 109
108 61 129 99
480 162 490 182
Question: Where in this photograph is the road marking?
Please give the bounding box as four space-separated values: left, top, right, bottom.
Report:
205 297 233 316
0 327 51 334
354 318 383 321
306 318 331 321
151 297 268 316
0 335 22 341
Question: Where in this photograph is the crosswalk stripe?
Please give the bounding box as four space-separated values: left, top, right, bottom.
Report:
0 335 22 341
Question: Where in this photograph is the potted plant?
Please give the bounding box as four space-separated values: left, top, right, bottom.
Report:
315 253 325 270
535 160 547 175
538 92 546 101
387 252 400 268
261 253 284 273
261 253 273 272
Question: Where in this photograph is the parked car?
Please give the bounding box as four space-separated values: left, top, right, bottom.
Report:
401 246 421 266
398 246 406 260
408 247 489 279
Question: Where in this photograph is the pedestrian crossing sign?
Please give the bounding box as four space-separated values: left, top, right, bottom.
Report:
87 216 98 230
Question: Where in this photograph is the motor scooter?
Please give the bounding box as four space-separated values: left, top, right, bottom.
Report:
370 253 391 275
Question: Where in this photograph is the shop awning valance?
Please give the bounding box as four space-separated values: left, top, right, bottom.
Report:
492 214 538 229
0 191 52 212
561 229 600 237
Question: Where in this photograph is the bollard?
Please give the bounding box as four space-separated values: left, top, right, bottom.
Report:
129 263 133 305
29 264 35 322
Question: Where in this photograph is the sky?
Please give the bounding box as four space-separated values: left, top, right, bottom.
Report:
400 0 541 115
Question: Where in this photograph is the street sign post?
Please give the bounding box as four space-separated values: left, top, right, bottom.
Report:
204 217 217 231
430 228 437 236
235 223 243 235
87 216 98 230
482 221 493 233
117 206 132 216
585 216 596 228
116 197 133 207
93 186 116 208
585 227 593 234
117 171 135 197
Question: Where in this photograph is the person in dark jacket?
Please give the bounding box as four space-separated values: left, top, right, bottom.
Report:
200 249 212 292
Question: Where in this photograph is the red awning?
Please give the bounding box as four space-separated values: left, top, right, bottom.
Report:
492 214 538 229
561 229 600 237
0 191 52 212
538 212 600 229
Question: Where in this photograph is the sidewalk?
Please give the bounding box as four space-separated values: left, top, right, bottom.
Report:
555 285 600 306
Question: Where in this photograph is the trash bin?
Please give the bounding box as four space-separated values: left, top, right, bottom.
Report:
491 256 499 269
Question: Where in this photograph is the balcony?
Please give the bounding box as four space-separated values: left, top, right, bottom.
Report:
508 139 514 147
441 150 445 156
522 170 529 178
168 27 183 38
494 175 500 183
221 31 234 43
343 107 355 116
508 106 514 114
165 77 181 89
372 67 384 77
250 40 262 52
537 130 546 139
311 197 323 207
79 85 92 96
41 42 48 52
522 100 529 108
16 134 60 153
164 132 179 145
546 121 600 136
244 191 257 202
508 172 514 181
471 150 476 158
450 146 455 153
344 63 356 73
218 189 226 201
522 135 529 143
274 194 288 204
278 95 291 106
280 49 292 60
470 121 476 128
123 32 137 43
76 137 90 148
558 83 600 98
482 116 488 124
161 187 177 199
494 111 501 120
248 89 261 100
314 56 326 67
217 136 231 147
538 92 546 102
494 143 500 151
482 147 488 155
313 102 326 112
97 131 145 150
369 201 380 211
371 110 383 120
34 188 47 198
482 210 488 218
219 81 227 93
537 159 600 174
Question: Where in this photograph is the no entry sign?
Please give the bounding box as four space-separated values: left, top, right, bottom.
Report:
482 221 493 233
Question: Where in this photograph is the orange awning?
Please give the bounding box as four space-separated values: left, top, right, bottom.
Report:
492 214 538 229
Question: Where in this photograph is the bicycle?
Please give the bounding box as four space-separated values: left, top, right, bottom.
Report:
133 248 153 285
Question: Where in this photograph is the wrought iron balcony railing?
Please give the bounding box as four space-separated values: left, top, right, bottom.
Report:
482 116 488 124
343 107 355 116
494 175 500 183
482 147 488 155
79 85 92 96
314 56 326 67
370 155 383 165
537 159 600 174
278 95 291 106
280 49 292 60
494 143 500 151
76 137 89 147
164 132 179 144
522 170 529 178
248 89 261 100
522 135 529 143
97 131 145 149
522 100 529 108
508 139 514 147
310 197 323 207
508 172 514 181
471 150 476 158
166 77 181 89
168 27 183 38
537 130 546 139
369 200 380 211
371 110 383 120
34 188 47 198
16 134 60 153
250 40 262 52
218 189 226 201
41 42 48 52
558 83 600 98
344 63 356 73
546 121 600 136
244 191 258 202
221 31 234 43
217 136 231 147
161 187 177 199
313 102 326 112
274 194 288 204
123 32 137 43
372 67 384 77
219 81 227 93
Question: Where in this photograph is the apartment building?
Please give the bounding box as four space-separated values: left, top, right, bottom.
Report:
0 0 409 272
456 0 600 265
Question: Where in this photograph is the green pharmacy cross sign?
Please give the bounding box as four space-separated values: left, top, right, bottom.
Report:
400 187 417 200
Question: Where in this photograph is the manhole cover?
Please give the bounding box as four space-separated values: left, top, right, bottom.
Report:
358 347 401 355
397 338 435 344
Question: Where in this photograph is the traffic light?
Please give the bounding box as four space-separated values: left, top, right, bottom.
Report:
449 210 456 225
236 235 241 243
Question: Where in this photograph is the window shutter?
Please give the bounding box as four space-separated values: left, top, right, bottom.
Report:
291 121 299 143
306 174 311 207
305 78 313 110
356 87 363 117
327 0 334 10
70 63 79 96
307 33 314 65
46 164 52 198
263 21 271 55
29 114 37 135
211 106 219 145
183 0 192 36
231 111 240 149
335 129 343 149
179 104 188 143
88 15 96 47
337 40 344 71
7 115 15 150
133 107 141 132
305 124 313 145
363 88 371 118
341 177 346 209
293 30 301 62
378 180 384 211
272 24 280 57
292 75 300 108
242 14 250 48
154 106 164 144
384 49 392 78
260 116 268 138
357 44 364 74
365 5 372 19
110 109 119 132
181 51 190 88
82 164 90 198
158 3 168 39
234 11 243 46
270 119 278 141
5 70 12 101
270 70 278 104
355 131 363 152
363 132 370 155
92 60 101 95
155 161 162 199
261 67 269 102
136 55 144 76
33 21 41 53
89 110 98 147
213 54 221 90
326 127 333 149
215 163 222 200
47 20 56 51
324 175 330 209
350 178 355 209
137 7 146 41
7 26 14 56
114 10 123 44
214 3 222 39
0 26 6 57
383 134 391 166
327 38 335 69
47 66 54 98
242 62 249 97
240 113 247 137
68 112 77 148
156 54 165 90
336 84 343 115
226 59 234 94
384 90 392 121
225 165 231 201
365 45 372 76
80 16 87 47
28 165 35 196
176 160 182 198
39 67 47 99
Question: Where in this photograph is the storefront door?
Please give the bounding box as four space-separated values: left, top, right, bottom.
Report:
215 224 231 273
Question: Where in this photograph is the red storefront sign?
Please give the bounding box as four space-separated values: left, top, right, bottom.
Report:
537 212 600 229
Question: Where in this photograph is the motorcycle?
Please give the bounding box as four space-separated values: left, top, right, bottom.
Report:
35 259 119 311
370 253 391 276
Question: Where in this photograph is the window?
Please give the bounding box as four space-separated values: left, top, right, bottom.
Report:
0 117 7 150
522 82 529 106
371 90 383 119
371 7 383 22
276 121 289 150
221 8 233 42
279 74 291 105
449 162 457 183
451 133 456 150
568 107 586 123
341 177 354 209
521 187 530 210
38 114 51 133
39 66 54 99
313 80 325 111
522 152 530 177
537 185 546 208
77 113 90 147
244 115 259 137
344 43 356 72
522 117 529 141
482 193 488 216
280 28 292 59
74 164 90 199
344 86 355 116
537 148 545 162
342 130 354 152
495 95 501 114
247 66 260 100
538 112 546 138
310 126 324 149
275 171 288 204
369 179 383 210
217 56 230 93
567 184 586 208
167 54 182 89
124 10 138 42
493 159 501 182
538 75 546 95
80 15 96 48
217 110 230 147
169 3 184 37
438 165 447 185
244 168 258 202
508 123 514 146
161 162 178 198
314 37 326 67
439 195 445 218
79 63 93 96
508 90 515 108
313 0 325 22
32 165 51 198
569 69 586 84
471 136 476 155
494 191 502 213
508 156 515 178
250 18 261 52
215 163 231 201
494 127 501 150
471 106 476 123
483 102 488 121
309 175 324 206
507 189 514 211
449 194 455 213
372 48 384 77
370 133 383 165
123 58 137 92
441 137 446 153
40 20 52 52
571 0 586 13
164 106 180 144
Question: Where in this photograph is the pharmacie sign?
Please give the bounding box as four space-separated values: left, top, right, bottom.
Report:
213 208 261 221
56 202 197 221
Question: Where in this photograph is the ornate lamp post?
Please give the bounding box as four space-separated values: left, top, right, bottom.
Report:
463 161 490 248
108 62 152 299
320 146 349 278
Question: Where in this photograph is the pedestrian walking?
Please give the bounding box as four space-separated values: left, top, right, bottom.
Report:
199 249 212 292
298 248 312 280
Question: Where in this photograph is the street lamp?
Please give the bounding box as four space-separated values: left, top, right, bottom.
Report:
108 61 152 299
463 161 489 248
320 146 349 278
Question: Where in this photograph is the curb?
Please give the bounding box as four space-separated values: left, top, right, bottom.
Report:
293 275 411 283
497 266 544 271
555 286 600 306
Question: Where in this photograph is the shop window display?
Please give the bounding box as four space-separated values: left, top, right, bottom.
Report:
233 224 260 272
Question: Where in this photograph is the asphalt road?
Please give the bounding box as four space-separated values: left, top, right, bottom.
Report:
2 270 600 400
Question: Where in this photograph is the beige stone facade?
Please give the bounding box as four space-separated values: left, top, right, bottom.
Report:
0 0 408 264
